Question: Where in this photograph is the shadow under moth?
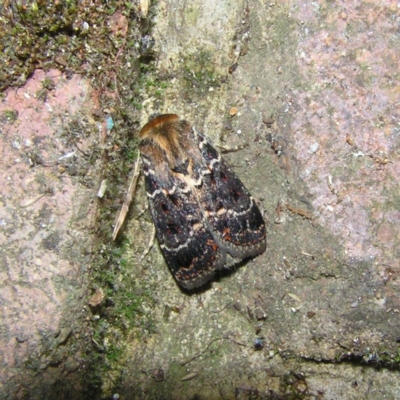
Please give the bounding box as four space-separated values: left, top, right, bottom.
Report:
139 114 266 290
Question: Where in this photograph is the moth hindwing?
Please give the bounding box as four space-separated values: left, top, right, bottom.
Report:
139 114 266 290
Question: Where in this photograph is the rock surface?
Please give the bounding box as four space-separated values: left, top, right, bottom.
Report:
1 1 400 399
120 1 400 398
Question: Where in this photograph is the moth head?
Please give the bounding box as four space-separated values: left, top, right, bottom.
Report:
139 114 180 139
139 114 192 168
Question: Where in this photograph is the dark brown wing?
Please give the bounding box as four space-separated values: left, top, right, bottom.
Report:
141 152 226 289
193 129 267 259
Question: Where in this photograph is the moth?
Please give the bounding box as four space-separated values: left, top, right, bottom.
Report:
139 114 266 289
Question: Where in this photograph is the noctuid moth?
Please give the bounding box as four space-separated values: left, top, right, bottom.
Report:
139 114 266 289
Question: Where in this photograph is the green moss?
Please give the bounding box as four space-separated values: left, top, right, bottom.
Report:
181 50 220 95
0 109 18 123
394 348 400 364
0 0 136 91
136 62 171 101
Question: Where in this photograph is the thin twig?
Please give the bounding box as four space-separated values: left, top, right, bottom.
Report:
113 155 141 240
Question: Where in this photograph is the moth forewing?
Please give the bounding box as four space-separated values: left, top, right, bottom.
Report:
139 114 266 289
